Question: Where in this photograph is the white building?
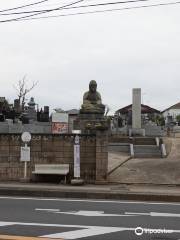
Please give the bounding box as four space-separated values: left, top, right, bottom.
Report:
162 102 180 123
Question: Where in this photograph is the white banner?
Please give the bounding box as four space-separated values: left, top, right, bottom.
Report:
74 144 80 178
20 146 30 162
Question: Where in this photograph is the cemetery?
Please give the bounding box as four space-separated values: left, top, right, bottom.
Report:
0 81 108 184
0 81 179 184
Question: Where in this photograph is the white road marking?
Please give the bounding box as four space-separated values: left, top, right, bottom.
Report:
35 209 135 216
0 222 15 227
54 210 135 217
126 212 180 218
35 209 180 218
0 196 180 206
35 208 59 212
0 221 180 239
41 226 126 239
0 221 122 229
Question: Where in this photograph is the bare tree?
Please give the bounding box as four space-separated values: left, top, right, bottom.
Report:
14 76 38 111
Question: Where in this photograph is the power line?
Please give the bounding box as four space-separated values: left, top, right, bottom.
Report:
0 0 85 23
23 0 180 19
0 0 49 13
0 0 159 15
0 0 180 23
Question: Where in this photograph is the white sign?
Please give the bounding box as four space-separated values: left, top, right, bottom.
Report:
52 113 68 123
72 130 81 134
74 145 80 178
74 135 80 144
21 132 31 143
20 146 30 162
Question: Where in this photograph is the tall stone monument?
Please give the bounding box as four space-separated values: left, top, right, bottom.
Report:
129 88 145 136
132 88 141 129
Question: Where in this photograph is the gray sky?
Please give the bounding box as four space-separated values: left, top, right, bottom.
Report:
0 0 180 114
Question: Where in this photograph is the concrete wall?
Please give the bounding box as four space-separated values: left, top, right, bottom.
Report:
0 132 108 183
0 122 51 134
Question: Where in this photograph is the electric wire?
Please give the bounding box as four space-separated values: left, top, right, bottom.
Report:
15 0 180 21
0 0 180 23
0 0 49 13
0 0 85 23
0 0 161 15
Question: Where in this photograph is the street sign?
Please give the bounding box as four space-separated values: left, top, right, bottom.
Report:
20 146 30 162
21 132 31 143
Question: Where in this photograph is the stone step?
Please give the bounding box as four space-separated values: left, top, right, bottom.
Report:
134 145 160 153
134 145 162 158
108 143 130 152
134 152 162 158
134 138 156 145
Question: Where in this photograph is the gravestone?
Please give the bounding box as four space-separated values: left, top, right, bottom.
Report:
26 97 37 121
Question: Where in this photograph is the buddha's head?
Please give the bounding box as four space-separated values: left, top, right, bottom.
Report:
89 80 97 93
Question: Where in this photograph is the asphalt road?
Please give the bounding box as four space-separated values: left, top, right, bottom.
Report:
0 196 180 239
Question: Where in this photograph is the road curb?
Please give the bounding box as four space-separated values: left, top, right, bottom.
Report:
0 187 180 202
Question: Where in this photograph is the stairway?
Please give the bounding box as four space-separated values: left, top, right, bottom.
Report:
134 137 156 145
108 143 130 153
134 145 162 158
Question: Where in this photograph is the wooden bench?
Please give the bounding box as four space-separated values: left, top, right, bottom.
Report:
32 164 69 183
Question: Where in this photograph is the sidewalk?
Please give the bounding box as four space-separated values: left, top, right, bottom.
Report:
0 181 180 202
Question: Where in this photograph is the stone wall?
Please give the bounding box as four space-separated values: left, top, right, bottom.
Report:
0 132 108 183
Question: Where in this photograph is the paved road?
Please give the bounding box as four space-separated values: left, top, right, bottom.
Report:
0 196 180 239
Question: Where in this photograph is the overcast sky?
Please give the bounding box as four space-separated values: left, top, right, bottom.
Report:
0 0 180 114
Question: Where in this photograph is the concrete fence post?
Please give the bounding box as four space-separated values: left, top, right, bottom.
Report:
130 144 134 158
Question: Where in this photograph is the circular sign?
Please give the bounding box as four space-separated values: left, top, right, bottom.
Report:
21 132 31 142
74 135 80 144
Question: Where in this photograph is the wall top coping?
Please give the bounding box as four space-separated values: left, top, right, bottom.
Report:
0 133 96 137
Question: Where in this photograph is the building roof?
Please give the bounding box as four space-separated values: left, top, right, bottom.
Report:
161 102 180 113
116 104 160 114
66 109 79 115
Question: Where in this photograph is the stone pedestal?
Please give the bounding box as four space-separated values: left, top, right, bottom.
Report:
74 113 108 134
129 128 145 137
95 130 108 184
74 113 109 184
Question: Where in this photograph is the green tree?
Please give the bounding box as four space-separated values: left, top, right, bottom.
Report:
154 115 165 126
176 115 180 123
